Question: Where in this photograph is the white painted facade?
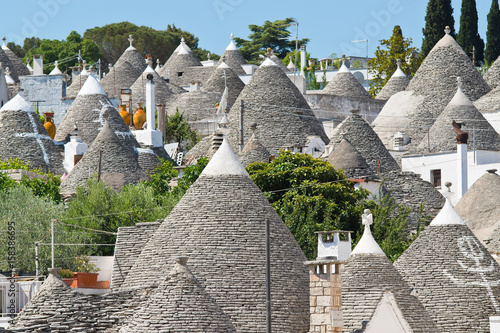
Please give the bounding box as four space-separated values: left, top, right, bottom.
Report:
401 149 500 203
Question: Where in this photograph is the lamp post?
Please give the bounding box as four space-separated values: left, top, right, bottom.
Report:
350 39 369 88
279 18 299 80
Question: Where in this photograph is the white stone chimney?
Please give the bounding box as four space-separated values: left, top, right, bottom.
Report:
63 125 88 173
132 73 163 147
316 231 352 262
454 120 468 199
300 45 306 77
33 55 43 75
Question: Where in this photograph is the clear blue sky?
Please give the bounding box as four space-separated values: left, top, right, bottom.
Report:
1 0 492 60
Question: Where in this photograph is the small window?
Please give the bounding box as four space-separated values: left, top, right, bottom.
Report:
431 169 441 188
177 72 184 77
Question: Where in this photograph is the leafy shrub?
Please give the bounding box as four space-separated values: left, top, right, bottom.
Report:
59 269 74 278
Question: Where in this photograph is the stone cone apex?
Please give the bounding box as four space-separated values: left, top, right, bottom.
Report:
217 34 247 75
325 113 399 175
394 198 500 332
416 84 500 153
0 45 27 82
203 62 244 104
130 65 183 107
239 132 271 166
115 42 147 72
120 138 310 331
0 94 63 174
49 61 63 75
342 228 438 332
99 60 142 98
268 52 291 73
328 138 375 179
351 209 385 255
160 40 202 81
225 56 328 155
66 72 90 99
55 78 137 148
122 258 236 332
78 74 106 96
60 122 149 196
373 31 491 149
375 60 409 100
455 171 500 252
322 64 370 98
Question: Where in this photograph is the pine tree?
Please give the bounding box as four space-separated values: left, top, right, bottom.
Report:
485 0 500 65
421 0 456 58
457 0 485 66
368 26 422 97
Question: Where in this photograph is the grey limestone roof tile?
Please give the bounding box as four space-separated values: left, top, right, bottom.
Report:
484 55 500 90
394 203 500 333
165 89 222 122
1 43 30 82
0 94 63 174
59 122 149 196
327 138 376 179
0 48 20 82
203 63 245 104
159 50 202 85
129 66 185 107
120 258 236 333
474 85 500 113
373 32 491 149
99 60 142 98
217 46 247 75
269 54 291 73
322 65 371 99
65 74 89 99
375 66 409 101
120 140 310 332
238 133 271 166
116 46 147 72
224 59 329 155
325 113 399 174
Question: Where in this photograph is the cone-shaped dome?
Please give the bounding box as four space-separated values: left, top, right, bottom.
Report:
203 62 245 104
161 37 193 70
239 132 271 166
49 61 63 75
121 258 236 332
216 34 246 75
55 75 138 148
130 65 184 107
60 122 149 196
115 37 147 72
375 60 409 100
0 94 63 173
416 86 500 153
484 55 500 90
0 43 28 82
327 138 375 179
325 113 399 174
322 63 370 98
121 139 309 332
165 89 221 121
373 30 491 149
99 60 142 98
225 58 328 155
394 201 500 332
342 211 438 332
66 71 90 99
159 41 202 86
455 171 500 252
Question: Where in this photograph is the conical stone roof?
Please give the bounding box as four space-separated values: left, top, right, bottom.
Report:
121 258 236 332
373 30 491 148
1 39 30 81
239 131 271 166
269 53 291 73
322 63 370 98
55 75 138 148
327 138 376 179
66 70 90 99
474 85 500 135
116 40 147 72
0 48 19 82
342 211 439 332
416 86 500 153
394 200 500 333
484 55 500 90
99 60 142 98
225 58 329 155
130 65 183 107
121 139 309 332
455 171 500 253
217 34 247 75
60 122 149 196
161 37 192 71
203 62 245 104
325 113 399 175
375 61 410 100
160 44 202 86
0 94 63 174
165 89 221 121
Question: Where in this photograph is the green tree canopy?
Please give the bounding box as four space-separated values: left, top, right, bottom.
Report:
165 109 200 151
486 0 500 65
234 18 309 64
368 26 422 97
457 0 485 65
421 0 456 58
83 22 217 68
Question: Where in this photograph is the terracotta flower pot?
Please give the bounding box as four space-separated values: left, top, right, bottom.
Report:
74 272 98 288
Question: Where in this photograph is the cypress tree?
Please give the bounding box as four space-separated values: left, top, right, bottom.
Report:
485 0 500 65
457 0 485 66
421 0 456 58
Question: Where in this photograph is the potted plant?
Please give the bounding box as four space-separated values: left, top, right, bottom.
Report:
59 269 76 287
73 256 100 288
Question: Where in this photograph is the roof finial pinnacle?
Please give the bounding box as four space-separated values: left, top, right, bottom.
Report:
457 76 463 89
5 67 10 75
445 26 451 35
181 35 185 43
128 35 134 47
2 37 6 46
230 32 234 40
396 58 402 68
362 209 373 227
250 122 257 136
